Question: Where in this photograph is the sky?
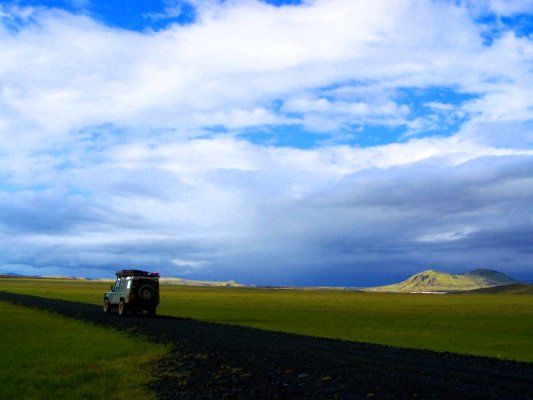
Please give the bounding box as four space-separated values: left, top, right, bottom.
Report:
0 0 532 285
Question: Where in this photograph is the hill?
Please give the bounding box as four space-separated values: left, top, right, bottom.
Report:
366 268 520 293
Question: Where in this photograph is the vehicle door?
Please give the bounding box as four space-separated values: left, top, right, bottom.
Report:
109 279 122 303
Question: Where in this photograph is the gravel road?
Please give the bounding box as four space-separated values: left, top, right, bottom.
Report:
1 290 532 399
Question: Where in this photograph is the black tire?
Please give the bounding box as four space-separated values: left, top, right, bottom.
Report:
138 285 154 301
103 298 111 313
147 306 156 317
118 299 127 316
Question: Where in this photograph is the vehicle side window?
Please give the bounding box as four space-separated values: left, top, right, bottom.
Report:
119 280 128 290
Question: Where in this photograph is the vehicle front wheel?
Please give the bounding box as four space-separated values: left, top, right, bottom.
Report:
118 299 127 316
103 298 111 313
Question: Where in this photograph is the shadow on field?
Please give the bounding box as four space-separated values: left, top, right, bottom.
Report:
1 290 532 399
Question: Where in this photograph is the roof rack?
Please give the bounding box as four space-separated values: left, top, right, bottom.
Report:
116 270 160 278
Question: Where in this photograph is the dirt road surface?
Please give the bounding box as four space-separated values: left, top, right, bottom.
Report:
1 291 532 399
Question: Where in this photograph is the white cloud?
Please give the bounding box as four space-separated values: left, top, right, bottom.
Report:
0 0 529 160
486 0 533 16
417 227 479 243
3 0 529 148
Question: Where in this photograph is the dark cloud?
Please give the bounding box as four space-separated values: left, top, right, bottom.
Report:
1 149 532 285
0 190 101 233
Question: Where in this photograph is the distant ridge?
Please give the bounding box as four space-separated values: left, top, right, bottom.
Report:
159 277 243 287
366 268 520 293
0 274 243 287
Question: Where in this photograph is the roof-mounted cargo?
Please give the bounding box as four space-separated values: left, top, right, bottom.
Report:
116 270 160 278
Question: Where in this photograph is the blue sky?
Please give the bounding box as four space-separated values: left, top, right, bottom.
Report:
1 0 532 285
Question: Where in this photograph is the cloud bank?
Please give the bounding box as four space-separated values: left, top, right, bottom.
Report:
0 0 532 284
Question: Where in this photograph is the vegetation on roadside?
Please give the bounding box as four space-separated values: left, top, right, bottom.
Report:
1 277 532 362
0 300 169 399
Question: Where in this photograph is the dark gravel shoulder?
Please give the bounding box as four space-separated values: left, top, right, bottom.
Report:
1 290 532 399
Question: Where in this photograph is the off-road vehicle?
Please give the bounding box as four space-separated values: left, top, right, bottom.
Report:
103 270 160 316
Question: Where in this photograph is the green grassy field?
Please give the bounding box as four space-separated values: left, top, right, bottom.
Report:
1 277 532 362
0 300 169 399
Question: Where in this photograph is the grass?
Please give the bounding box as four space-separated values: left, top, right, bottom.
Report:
156 286 533 362
1 277 532 362
0 299 169 399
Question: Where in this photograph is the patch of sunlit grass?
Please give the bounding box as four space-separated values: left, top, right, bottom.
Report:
0 300 169 399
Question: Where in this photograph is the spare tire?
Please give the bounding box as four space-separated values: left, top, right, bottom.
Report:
138 285 154 301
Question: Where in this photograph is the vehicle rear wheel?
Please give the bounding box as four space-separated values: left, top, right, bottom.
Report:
103 298 110 313
118 299 127 316
138 285 154 301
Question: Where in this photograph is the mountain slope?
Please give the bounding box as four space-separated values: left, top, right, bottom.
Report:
464 269 518 286
366 269 520 293
464 283 533 295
